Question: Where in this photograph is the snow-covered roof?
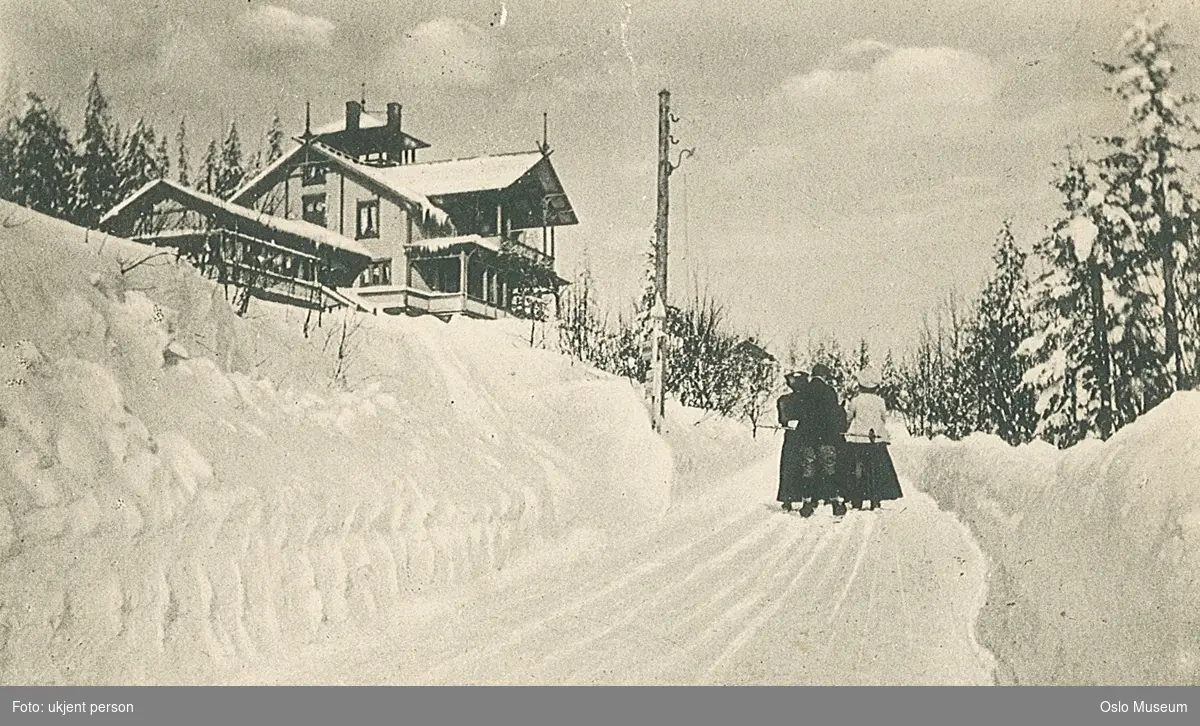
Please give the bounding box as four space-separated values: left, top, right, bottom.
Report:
228 141 451 229
371 151 548 197
310 143 452 228
100 178 375 259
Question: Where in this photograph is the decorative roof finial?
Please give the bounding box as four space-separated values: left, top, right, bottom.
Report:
361 82 367 109
303 100 312 139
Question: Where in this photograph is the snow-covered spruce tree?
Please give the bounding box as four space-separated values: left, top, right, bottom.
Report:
72 71 120 227
175 117 190 187
1021 152 1157 445
967 221 1037 445
197 139 219 195
249 113 288 214
215 122 246 199
1098 14 1200 389
853 338 871 373
117 119 163 200
154 134 170 181
879 349 905 414
265 112 284 164
6 93 75 219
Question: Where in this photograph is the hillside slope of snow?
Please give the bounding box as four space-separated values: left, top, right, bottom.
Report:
0 203 677 684
897 397 1200 685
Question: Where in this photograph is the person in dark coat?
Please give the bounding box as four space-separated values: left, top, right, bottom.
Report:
800 363 848 516
776 370 810 513
841 365 903 510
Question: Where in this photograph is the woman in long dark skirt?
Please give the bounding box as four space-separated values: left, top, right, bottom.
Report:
842 366 903 510
776 370 810 513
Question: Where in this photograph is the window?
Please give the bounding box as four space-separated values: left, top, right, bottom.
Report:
357 199 380 239
302 194 327 227
357 261 390 287
302 163 326 186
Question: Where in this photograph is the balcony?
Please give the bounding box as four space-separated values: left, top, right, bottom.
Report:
335 285 510 319
406 230 553 266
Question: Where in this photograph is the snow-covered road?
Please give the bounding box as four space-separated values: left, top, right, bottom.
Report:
236 455 996 685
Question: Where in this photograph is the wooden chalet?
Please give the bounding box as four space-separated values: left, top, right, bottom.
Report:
100 99 578 319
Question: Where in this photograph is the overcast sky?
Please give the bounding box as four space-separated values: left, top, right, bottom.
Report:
2 0 1200 354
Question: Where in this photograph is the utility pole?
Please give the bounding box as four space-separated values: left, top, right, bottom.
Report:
648 90 672 432
656 90 671 309
646 90 695 433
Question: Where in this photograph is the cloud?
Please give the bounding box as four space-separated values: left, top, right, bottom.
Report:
779 40 1000 114
380 18 499 88
241 4 336 49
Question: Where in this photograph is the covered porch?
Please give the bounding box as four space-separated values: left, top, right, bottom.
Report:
338 232 566 318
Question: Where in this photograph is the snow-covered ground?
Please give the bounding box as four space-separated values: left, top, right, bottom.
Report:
898 399 1200 685
218 455 994 685
0 203 677 684
1 201 1192 686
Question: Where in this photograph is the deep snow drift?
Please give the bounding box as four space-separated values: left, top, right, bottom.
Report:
896 396 1200 685
0 203 686 684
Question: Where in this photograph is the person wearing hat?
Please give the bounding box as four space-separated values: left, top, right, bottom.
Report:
842 364 903 510
776 369 810 513
802 362 849 517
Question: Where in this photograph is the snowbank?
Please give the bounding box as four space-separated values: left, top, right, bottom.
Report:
0 203 671 684
894 397 1200 685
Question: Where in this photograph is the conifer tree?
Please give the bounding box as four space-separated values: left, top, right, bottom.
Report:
154 134 170 180
1022 153 1147 445
7 93 75 218
216 121 245 198
198 139 220 195
1098 14 1200 389
879 350 904 414
117 119 161 199
266 112 284 164
72 71 120 226
968 221 1037 444
175 117 190 186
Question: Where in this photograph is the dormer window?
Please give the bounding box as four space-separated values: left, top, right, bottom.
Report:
302 162 326 186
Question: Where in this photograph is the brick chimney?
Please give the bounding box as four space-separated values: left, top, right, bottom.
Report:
345 100 361 131
387 102 402 134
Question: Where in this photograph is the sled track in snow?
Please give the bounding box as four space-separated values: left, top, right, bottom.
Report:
418 504 876 685
247 465 994 686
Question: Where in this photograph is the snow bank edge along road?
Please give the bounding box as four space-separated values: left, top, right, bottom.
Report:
894 393 1200 685
0 202 681 685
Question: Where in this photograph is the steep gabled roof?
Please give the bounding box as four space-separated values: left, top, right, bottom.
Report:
99 178 376 259
228 141 451 228
369 150 578 226
231 143 304 202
